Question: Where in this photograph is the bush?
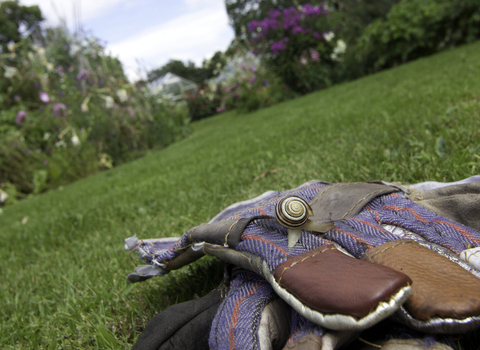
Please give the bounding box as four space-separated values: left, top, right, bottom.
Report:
356 0 480 72
218 50 297 113
246 3 346 94
0 26 190 201
185 81 224 121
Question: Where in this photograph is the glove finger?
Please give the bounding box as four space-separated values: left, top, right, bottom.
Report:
209 270 280 350
283 310 358 350
133 287 223 350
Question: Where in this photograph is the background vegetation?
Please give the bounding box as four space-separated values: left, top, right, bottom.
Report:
1 40 480 349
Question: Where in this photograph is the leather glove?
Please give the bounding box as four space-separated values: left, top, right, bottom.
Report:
126 177 480 349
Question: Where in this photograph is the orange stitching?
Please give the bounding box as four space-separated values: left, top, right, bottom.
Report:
277 247 336 284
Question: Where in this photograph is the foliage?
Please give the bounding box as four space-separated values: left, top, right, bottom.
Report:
185 49 297 119
0 25 190 200
2 41 480 349
247 3 347 93
218 50 297 113
0 0 43 52
356 0 480 72
184 81 224 121
329 0 400 43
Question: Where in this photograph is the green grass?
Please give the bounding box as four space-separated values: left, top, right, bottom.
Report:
2 41 480 349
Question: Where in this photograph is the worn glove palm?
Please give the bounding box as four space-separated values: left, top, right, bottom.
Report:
126 177 480 349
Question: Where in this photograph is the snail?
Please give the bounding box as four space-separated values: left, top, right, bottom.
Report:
275 196 335 247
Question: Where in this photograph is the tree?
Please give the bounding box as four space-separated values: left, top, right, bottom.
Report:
0 0 43 52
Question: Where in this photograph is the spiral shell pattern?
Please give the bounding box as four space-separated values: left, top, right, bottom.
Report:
275 196 311 229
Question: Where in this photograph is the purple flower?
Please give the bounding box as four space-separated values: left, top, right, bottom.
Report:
271 39 287 55
216 106 226 113
292 26 307 35
13 94 20 101
15 110 27 125
263 81 270 87
313 32 321 39
39 92 50 103
56 65 64 76
52 103 67 117
34 83 40 89
268 9 281 19
77 69 89 80
250 66 257 73
249 76 256 84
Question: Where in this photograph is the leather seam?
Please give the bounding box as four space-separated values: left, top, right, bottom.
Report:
224 219 240 247
204 245 259 272
277 247 337 284
309 183 358 206
341 188 392 219
365 240 414 261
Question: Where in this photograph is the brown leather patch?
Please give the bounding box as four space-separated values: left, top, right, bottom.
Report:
274 246 411 319
363 240 480 320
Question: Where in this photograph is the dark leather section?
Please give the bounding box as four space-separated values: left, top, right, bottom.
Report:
274 246 411 319
407 181 480 231
282 334 323 350
363 240 480 321
309 182 400 222
189 217 266 248
133 288 223 350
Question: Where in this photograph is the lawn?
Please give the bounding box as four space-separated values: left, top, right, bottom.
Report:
1 41 480 349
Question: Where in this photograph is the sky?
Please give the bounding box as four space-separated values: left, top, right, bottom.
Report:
20 0 235 81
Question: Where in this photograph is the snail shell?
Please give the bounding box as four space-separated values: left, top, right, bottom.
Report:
275 196 313 229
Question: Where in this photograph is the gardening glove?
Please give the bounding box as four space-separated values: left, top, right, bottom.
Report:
125 177 480 349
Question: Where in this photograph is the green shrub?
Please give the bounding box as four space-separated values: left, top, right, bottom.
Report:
0 26 190 201
357 0 480 72
218 51 297 113
246 3 346 94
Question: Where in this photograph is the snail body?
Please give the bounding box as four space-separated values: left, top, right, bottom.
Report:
275 196 335 247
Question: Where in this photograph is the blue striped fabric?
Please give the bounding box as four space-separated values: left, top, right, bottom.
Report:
209 271 276 350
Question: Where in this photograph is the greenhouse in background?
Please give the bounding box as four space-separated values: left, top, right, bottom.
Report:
148 72 197 101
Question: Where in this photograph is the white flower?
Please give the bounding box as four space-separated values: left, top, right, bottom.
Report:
324 31 335 42
4 66 18 79
116 89 128 102
71 134 80 146
105 96 114 109
0 189 8 203
55 140 64 148
7 42 15 52
333 40 347 55
46 63 54 72
36 47 46 58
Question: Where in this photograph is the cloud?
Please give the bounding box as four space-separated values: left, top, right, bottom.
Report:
21 0 129 26
108 6 234 81
19 0 235 81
